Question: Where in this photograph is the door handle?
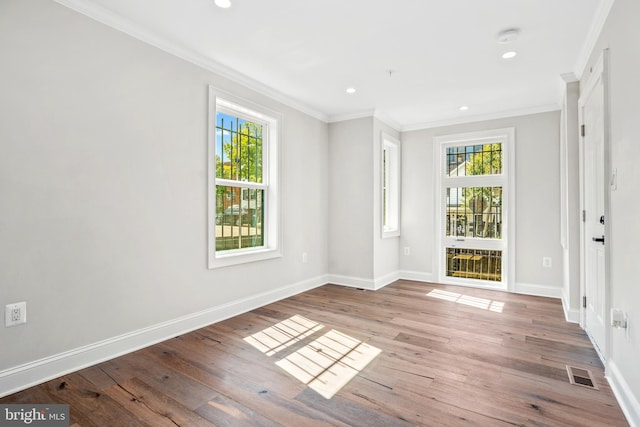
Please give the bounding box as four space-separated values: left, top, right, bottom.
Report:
592 236 605 244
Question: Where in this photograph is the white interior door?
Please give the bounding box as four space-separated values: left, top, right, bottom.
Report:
580 54 607 360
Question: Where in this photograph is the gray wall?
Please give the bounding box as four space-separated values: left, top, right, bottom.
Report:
400 111 563 293
372 118 401 283
0 0 329 371
583 0 640 419
327 118 374 281
327 117 401 287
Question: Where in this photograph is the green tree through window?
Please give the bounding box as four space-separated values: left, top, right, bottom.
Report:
461 143 503 239
216 114 263 183
215 112 265 251
465 143 502 176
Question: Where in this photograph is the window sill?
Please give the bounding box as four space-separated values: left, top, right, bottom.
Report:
209 247 282 269
382 227 400 239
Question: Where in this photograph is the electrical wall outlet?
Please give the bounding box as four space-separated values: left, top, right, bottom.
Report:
403 247 411 256
302 252 308 263
5 302 27 327
542 257 552 268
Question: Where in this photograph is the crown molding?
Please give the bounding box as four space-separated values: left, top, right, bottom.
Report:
573 0 615 80
53 0 328 123
52 0 589 133
373 111 401 133
327 109 376 124
328 109 401 133
401 104 560 132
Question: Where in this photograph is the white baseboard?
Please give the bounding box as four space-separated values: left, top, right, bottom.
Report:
561 293 581 324
513 282 563 299
398 274 564 303
607 360 640 427
0 275 328 398
564 305 581 324
374 271 401 290
335 272 562 303
398 270 434 283
327 271 401 291
396 274 564 303
327 274 376 290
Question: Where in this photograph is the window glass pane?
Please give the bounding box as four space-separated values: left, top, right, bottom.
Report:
446 187 502 238
446 248 502 281
215 186 264 251
446 143 502 177
382 148 388 226
216 112 263 183
381 136 400 235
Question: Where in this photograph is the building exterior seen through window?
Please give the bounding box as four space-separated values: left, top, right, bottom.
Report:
445 143 504 282
215 110 266 252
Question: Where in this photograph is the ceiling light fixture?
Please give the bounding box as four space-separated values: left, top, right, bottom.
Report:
497 28 520 44
458 105 469 111
502 51 517 59
214 0 231 8
346 87 356 94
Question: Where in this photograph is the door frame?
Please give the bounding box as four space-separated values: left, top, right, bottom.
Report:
578 49 611 363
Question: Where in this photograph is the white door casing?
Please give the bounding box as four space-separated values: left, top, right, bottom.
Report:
579 50 609 361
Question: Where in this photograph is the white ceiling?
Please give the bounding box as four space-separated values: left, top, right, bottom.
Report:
56 0 610 130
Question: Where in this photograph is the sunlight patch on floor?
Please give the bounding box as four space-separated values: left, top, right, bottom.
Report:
276 329 381 399
243 315 323 356
427 289 504 313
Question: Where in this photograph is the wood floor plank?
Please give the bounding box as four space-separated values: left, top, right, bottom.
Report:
0 280 629 426
294 387 413 427
154 335 350 426
195 395 278 427
42 373 146 427
100 349 221 411
101 377 214 427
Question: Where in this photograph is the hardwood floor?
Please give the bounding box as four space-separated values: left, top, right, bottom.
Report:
1 281 629 426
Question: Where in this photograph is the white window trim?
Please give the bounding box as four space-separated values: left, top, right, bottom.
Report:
433 128 515 290
381 132 401 238
208 86 282 268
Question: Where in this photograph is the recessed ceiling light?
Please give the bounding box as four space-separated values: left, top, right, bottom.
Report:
502 51 517 59
346 87 356 94
458 105 469 111
214 0 231 8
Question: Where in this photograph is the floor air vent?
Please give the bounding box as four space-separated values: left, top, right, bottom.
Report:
566 365 598 390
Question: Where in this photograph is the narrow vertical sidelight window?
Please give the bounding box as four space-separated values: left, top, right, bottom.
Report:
381 133 401 237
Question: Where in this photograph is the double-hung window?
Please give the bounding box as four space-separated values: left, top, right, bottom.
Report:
208 88 280 268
